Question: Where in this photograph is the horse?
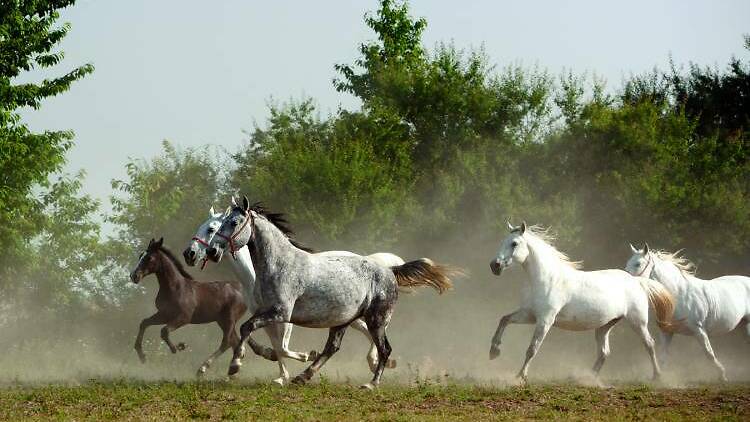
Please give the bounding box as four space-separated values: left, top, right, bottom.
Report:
205 196 457 389
182 205 401 385
130 238 248 376
625 243 750 381
488 222 675 382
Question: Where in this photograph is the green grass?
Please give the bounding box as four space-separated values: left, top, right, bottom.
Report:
0 381 748 421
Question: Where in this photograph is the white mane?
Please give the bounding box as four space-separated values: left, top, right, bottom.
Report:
522 225 582 270
652 249 696 275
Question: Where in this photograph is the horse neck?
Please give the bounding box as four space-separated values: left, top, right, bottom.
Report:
651 257 691 294
154 251 188 292
522 238 575 286
228 246 256 282
249 216 299 280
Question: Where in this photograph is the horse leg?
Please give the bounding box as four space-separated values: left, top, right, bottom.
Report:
278 322 315 362
693 326 727 382
197 320 235 377
630 321 661 380
350 318 396 372
134 313 166 363
246 333 277 361
517 317 553 382
266 324 292 386
592 318 621 375
490 308 534 360
228 307 289 376
658 330 674 367
160 320 188 353
291 325 348 385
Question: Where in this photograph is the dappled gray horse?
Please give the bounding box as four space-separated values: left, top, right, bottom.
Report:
207 197 457 389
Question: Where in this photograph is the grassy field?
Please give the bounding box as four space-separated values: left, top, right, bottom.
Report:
0 381 748 421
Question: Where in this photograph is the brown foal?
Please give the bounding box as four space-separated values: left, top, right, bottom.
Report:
130 237 251 376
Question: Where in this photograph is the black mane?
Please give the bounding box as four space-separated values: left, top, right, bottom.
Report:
246 202 314 253
157 245 195 279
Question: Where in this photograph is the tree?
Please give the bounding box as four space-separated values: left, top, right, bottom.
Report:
0 0 94 290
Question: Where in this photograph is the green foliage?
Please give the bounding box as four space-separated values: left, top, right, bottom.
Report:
0 0 95 303
231 101 417 249
109 140 224 257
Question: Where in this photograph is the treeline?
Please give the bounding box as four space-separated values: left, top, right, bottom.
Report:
1 0 749 323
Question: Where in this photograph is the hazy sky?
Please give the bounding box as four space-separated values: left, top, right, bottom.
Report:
18 0 750 210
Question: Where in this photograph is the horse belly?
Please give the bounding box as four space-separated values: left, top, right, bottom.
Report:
290 289 367 328
554 301 620 331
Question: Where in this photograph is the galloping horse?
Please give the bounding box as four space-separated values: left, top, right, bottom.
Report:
130 238 248 376
626 244 750 381
183 205 400 385
206 197 458 389
489 222 676 382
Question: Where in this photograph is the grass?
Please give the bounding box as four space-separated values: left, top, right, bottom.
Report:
0 380 748 421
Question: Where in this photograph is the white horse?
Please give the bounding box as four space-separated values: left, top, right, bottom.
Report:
183 205 402 384
625 244 750 381
489 222 675 382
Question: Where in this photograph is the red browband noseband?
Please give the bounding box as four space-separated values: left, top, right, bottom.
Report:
216 211 253 259
191 236 211 270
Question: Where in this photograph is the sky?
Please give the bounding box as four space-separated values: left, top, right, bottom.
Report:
17 0 750 212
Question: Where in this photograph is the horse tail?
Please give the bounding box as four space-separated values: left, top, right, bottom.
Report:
638 277 678 332
390 258 461 294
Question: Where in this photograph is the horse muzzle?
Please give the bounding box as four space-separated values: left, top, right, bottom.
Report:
182 247 197 266
130 271 143 284
490 260 504 276
206 246 224 262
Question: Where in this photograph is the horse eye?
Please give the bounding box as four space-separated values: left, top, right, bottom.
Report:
231 220 238 227
207 227 215 233
511 241 518 248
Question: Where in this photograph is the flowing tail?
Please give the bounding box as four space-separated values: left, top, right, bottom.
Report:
638 277 678 332
391 258 461 294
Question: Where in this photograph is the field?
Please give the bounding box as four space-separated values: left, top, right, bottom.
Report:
1 381 748 421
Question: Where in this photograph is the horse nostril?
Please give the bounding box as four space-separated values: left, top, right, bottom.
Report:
189 250 196 258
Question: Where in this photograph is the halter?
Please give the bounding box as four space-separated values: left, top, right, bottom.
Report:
191 236 211 270
635 253 654 278
216 211 253 259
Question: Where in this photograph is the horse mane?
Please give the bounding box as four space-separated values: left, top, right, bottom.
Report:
652 249 696 275
247 202 314 253
157 245 195 280
519 225 583 270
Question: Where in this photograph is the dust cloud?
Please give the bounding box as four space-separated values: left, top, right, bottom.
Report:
1 227 749 387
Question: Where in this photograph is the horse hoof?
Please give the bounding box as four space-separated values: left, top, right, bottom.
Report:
196 367 207 378
291 375 307 385
360 383 376 390
272 377 287 386
138 355 146 364
489 346 501 360
228 362 241 377
177 342 187 351
386 359 397 369
307 350 319 361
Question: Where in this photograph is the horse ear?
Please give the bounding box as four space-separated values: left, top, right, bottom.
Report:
629 243 639 254
520 221 527 234
156 237 164 247
231 196 238 207
506 220 514 231
643 242 650 254
242 195 250 211
224 206 231 216
209 206 216 217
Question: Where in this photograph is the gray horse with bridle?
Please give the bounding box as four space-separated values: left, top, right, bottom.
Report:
206 197 458 389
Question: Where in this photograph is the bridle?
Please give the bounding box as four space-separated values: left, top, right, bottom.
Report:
191 236 211 270
635 253 654 278
216 210 254 259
